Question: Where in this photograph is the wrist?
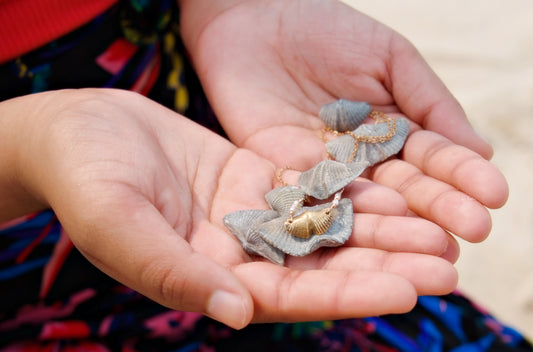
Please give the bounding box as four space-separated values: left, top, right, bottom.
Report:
0 92 56 221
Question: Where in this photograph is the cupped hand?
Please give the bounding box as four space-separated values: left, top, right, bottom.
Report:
5 89 456 329
179 0 508 243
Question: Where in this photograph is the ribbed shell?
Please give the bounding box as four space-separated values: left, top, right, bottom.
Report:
297 160 368 199
257 198 353 257
223 209 285 265
264 185 306 215
326 118 409 165
284 207 334 238
319 99 371 132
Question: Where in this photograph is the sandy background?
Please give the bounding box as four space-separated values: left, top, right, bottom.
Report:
343 0 533 339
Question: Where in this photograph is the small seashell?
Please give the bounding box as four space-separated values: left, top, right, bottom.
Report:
326 118 409 165
325 135 356 164
257 198 353 257
297 159 368 199
319 99 371 132
284 207 334 238
223 209 285 265
264 185 306 215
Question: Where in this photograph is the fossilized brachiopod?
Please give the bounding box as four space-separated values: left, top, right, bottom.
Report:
319 99 371 132
326 118 409 165
264 185 306 215
223 209 285 265
297 159 368 199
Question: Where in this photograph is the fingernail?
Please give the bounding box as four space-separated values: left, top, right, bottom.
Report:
207 290 247 329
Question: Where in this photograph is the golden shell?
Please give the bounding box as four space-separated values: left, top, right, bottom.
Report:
257 198 353 257
284 208 334 238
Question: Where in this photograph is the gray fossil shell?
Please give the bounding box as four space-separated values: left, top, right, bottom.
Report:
223 209 285 265
264 185 306 215
326 118 409 165
319 99 371 132
256 198 353 257
297 160 368 199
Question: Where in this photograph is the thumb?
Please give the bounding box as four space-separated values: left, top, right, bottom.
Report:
63 200 254 330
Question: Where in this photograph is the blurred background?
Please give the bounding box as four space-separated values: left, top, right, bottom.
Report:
343 0 533 339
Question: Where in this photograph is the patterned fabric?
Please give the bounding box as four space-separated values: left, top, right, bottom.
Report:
0 1 531 350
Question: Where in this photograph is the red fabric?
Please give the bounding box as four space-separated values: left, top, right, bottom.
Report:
0 0 119 64
95 38 138 75
40 320 91 339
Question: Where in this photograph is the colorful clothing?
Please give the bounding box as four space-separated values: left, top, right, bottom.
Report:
0 1 531 350
0 0 118 63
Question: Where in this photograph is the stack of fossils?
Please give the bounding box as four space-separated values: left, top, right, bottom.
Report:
223 99 409 265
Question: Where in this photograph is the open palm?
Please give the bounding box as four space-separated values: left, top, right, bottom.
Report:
180 0 508 244
10 89 457 329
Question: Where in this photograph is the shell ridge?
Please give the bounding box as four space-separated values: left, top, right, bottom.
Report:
223 209 286 264
319 99 371 132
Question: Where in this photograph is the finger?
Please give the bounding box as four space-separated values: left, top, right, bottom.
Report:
440 232 460 263
346 179 407 215
400 210 461 263
388 39 493 159
287 249 458 297
402 130 509 209
64 198 254 330
347 213 451 256
234 262 418 322
372 158 492 242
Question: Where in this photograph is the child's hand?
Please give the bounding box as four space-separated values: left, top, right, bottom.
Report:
1 89 456 329
180 0 508 244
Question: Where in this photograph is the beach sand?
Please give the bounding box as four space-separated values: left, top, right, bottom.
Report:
343 0 533 339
